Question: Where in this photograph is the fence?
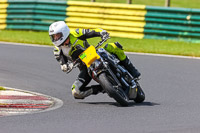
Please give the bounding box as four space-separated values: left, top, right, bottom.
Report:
1 0 200 42
0 0 67 30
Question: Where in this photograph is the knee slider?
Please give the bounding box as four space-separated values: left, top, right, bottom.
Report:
71 80 92 99
71 80 84 99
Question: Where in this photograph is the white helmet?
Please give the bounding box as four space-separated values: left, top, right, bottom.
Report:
49 21 70 47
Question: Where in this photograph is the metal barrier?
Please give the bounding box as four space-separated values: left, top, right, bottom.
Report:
0 0 67 30
66 1 147 39
1 0 200 42
144 6 200 42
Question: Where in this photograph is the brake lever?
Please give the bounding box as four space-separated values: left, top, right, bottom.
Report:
96 35 110 49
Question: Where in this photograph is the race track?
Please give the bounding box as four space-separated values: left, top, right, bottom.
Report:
0 42 200 133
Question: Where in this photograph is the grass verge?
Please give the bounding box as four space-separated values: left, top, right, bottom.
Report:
1 30 200 57
70 0 200 9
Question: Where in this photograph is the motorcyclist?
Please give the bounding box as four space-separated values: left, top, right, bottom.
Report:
49 21 140 99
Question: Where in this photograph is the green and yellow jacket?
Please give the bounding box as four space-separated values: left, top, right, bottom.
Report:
68 28 103 61
54 28 126 66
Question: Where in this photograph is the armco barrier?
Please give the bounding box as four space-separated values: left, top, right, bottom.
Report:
0 0 8 30
144 6 200 42
66 1 147 39
1 0 200 42
0 0 67 31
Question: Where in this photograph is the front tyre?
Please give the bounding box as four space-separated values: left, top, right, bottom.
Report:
98 73 129 106
133 84 145 103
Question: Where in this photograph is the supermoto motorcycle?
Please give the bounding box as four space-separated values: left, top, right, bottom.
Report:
71 35 145 106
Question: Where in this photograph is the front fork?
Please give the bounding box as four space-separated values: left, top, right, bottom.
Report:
90 59 137 99
115 65 140 100
102 61 137 99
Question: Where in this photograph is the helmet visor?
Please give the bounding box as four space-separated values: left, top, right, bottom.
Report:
50 32 63 42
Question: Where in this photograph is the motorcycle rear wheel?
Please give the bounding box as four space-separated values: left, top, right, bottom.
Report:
98 72 129 106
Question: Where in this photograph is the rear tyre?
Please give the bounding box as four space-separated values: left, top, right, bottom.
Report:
98 72 129 106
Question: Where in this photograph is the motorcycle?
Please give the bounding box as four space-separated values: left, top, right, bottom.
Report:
70 35 145 106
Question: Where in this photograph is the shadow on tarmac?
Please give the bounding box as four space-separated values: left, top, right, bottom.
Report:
79 101 160 107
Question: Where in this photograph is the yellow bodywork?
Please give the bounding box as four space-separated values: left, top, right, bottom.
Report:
79 46 100 68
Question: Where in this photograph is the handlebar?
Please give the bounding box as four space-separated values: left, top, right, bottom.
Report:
66 34 110 74
95 34 110 49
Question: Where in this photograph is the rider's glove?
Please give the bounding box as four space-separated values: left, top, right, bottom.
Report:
100 30 109 40
61 63 73 73
53 47 60 61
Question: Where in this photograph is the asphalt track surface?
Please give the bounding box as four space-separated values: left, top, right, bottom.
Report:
0 42 200 133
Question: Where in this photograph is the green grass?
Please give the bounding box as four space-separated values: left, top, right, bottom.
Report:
0 30 51 45
70 0 200 9
89 37 200 57
1 30 200 57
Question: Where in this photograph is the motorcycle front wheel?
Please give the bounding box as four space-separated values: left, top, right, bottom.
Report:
133 83 145 103
98 72 129 106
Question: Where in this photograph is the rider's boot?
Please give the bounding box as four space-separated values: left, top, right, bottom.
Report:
121 56 141 79
91 85 105 95
73 85 104 100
